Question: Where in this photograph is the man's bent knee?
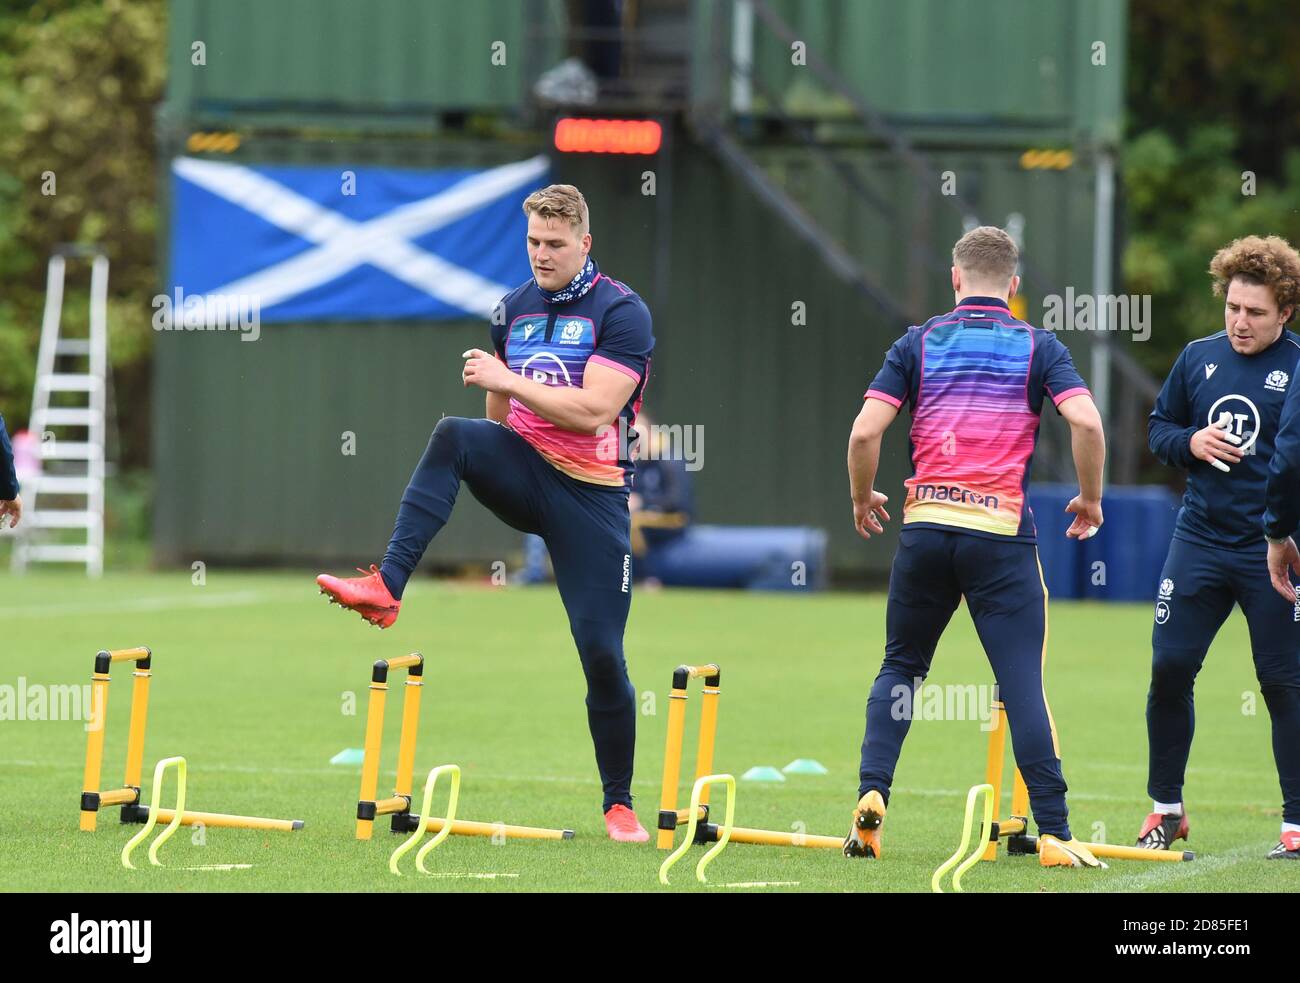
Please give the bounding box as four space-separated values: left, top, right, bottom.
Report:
431 415 473 445
571 621 627 679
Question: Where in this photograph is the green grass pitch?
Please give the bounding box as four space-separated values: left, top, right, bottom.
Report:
0 569 1292 892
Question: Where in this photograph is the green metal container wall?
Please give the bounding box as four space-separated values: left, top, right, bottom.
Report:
153 134 1097 576
165 0 1123 141
166 0 565 119
152 321 519 568
697 0 1126 143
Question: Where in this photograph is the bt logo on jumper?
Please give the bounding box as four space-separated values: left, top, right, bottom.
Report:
1208 395 1260 457
521 352 573 387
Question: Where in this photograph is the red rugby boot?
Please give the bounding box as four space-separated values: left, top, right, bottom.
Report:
1135 810 1189 850
316 564 401 629
604 804 649 843
1266 830 1300 860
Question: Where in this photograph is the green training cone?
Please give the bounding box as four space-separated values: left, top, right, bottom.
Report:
741 766 786 783
782 758 829 775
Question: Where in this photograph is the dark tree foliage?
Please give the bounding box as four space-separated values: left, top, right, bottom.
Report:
1124 0 1300 375
0 0 164 467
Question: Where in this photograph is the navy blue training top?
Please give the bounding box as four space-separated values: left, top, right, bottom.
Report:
1149 328 1300 551
1265 381 1300 540
489 272 654 488
0 414 18 500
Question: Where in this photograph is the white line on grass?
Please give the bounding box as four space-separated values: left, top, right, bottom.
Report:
0 758 666 791
0 759 1276 808
0 590 287 618
897 786 1145 805
1084 844 1262 892
900 783 1279 803
181 864 254 871
1066 760 1279 781
421 872 520 879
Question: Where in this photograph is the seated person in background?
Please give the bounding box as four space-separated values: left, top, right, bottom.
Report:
517 529 551 585
628 412 693 561
517 411 693 584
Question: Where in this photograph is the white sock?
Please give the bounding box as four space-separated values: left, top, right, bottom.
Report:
1282 822 1300 835
1153 800 1182 816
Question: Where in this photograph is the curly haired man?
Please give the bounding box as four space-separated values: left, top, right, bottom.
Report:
1143 235 1300 859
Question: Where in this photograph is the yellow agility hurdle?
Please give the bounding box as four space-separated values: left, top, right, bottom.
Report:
81 647 153 831
657 664 842 852
980 699 1032 860
932 783 994 892
980 700 1192 864
388 764 462 875
80 647 304 834
121 756 188 869
355 653 574 842
659 773 736 885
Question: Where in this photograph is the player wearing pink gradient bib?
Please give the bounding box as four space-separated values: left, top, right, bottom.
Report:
863 305 1091 539
843 226 1107 869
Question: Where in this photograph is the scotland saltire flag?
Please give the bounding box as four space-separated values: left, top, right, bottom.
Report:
169 155 550 322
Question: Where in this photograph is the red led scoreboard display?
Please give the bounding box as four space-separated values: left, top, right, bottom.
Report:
553 118 663 155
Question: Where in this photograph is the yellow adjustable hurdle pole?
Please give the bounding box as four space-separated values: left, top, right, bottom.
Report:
355 653 574 842
981 701 1007 860
693 670 721 812
980 698 1191 864
703 826 844 849
81 646 304 834
141 809 301 832
656 668 689 848
981 700 1032 860
657 663 843 852
657 664 719 849
357 654 424 840
81 648 152 832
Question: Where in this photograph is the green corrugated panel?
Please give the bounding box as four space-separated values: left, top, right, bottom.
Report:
152 321 522 569
1069 0 1127 146
737 0 1123 139
166 0 565 118
166 0 1122 136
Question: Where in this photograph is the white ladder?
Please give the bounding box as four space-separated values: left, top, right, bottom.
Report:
12 249 109 576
